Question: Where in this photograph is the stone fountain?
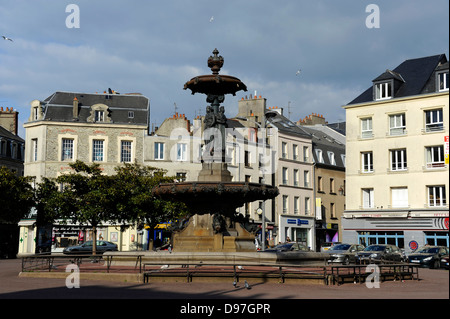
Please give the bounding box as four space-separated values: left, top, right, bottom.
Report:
152 49 279 252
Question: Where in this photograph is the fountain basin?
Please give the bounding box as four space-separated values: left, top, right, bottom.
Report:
153 181 279 216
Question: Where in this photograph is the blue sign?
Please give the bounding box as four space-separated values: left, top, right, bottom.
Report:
287 219 309 226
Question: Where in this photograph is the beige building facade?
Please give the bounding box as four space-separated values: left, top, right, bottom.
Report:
342 54 449 252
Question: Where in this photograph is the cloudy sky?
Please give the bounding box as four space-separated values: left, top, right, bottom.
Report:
1 0 448 138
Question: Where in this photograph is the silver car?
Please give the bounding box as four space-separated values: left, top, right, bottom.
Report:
326 243 365 265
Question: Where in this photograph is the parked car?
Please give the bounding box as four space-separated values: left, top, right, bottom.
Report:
326 243 365 265
320 242 341 252
356 244 405 264
63 240 118 254
408 246 449 269
441 254 449 270
265 242 311 252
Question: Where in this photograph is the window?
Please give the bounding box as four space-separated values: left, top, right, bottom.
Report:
438 71 449 91
282 167 288 185
303 170 310 188
330 203 336 219
32 138 38 162
361 152 373 173
318 176 323 192
128 111 134 118
362 188 374 208
304 197 310 215
176 172 187 182
391 187 408 208
92 140 104 161
330 178 335 193
282 195 288 213
244 151 250 167
358 231 404 248
293 169 299 186
177 143 187 161
361 118 373 138
428 186 446 207
120 141 132 163
33 107 39 121
316 149 324 163
389 113 406 136
293 144 298 160
294 196 299 214
341 155 346 167
390 149 407 171
426 146 444 168
61 138 74 161
154 142 164 160
375 82 392 100
303 146 309 162
425 109 444 132
95 110 105 122
425 232 449 247
328 151 336 165
282 142 287 159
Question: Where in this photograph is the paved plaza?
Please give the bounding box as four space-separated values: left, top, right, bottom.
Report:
0 258 448 299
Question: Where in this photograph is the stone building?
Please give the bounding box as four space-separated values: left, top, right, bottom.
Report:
235 95 315 249
300 124 346 250
0 107 24 175
19 90 150 255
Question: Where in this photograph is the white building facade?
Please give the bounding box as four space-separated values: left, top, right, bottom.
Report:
342 54 449 252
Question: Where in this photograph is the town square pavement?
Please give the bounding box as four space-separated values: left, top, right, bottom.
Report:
0 258 447 317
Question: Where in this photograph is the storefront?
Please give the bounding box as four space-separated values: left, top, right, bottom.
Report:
342 213 449 253
279 216 315 250
315 222 339 252
18 220 143 256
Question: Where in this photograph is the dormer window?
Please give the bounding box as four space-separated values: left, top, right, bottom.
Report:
375 81 392 100
316 149 324 163
87 104 111 123
95 110 105 122
438 71 449 91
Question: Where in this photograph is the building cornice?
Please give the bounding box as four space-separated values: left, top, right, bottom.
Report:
23 121 147 130
342 91 449 109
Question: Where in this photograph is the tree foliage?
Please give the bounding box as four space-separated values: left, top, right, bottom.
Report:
34 161 188 253
0 167 34 224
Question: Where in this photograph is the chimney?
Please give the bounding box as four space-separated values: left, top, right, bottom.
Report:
73 97 79 120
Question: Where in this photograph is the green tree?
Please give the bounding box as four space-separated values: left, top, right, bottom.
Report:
0 167 34 224
36 161 188 253
113 163 188 250
54 161 117 255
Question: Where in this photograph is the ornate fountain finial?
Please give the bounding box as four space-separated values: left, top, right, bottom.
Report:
208 48 224 75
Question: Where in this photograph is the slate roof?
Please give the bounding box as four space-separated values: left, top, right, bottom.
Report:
266 112 311 139
348 54 448 105
37 91 149 126
0 125 24 143
301 126 345 170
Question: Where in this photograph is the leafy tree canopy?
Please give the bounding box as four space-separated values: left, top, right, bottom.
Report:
0 167 34 224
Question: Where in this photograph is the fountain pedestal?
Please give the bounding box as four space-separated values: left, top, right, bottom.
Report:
173 214 256 252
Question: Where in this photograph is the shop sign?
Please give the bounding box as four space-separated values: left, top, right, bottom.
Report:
409 240 418 251
445 136 449 164
287 218 309 226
